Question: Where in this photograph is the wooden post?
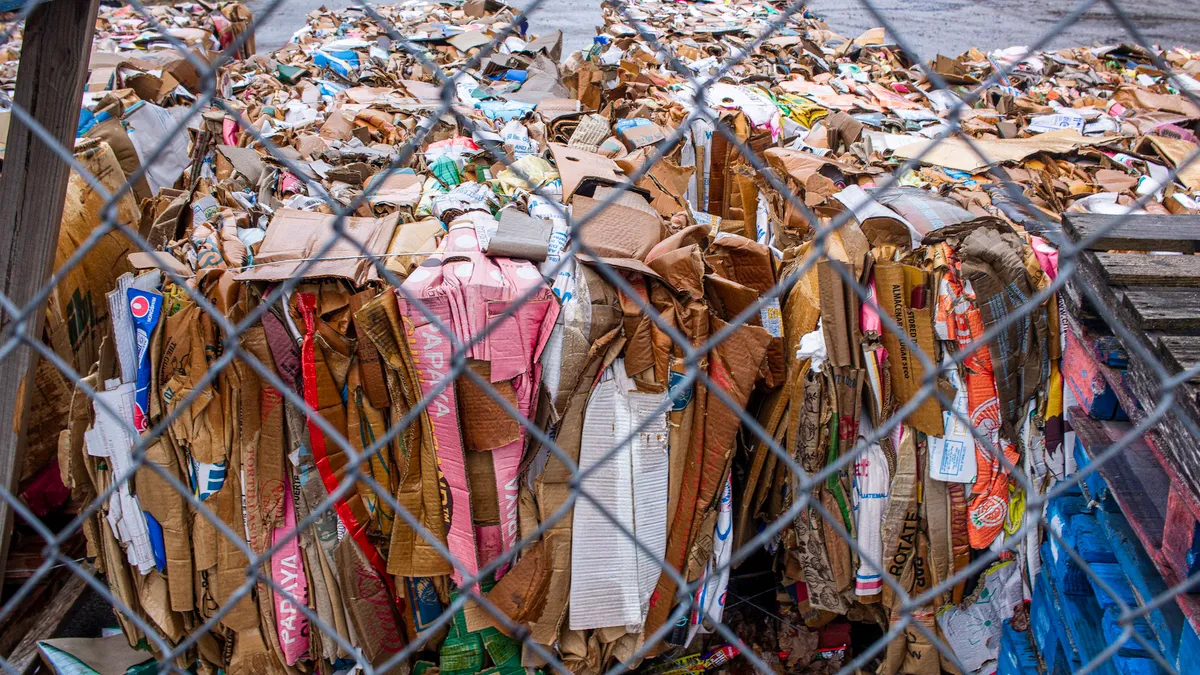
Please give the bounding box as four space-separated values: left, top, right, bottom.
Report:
0 0 101 583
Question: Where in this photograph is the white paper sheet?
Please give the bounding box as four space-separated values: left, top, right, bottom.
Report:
928 364 978 483
569 360 669 632
124 102 192 196
85 382 155 574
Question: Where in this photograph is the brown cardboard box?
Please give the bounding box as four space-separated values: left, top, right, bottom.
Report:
617 122 665 150
874 263 942 435
573 191 662 262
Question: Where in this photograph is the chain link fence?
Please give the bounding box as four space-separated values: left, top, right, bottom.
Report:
0 0 1199 674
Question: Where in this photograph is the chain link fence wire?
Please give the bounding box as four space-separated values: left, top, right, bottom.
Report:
1 0 1199 674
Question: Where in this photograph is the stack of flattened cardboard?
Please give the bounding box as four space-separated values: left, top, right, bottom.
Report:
11 0 1200 674
0 0 256 523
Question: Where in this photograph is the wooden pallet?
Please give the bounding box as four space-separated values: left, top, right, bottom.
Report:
1036 488 1177 674
0 570 89 674
998 619 1044 675
1035 550 1120 675
0 0 104 584
1062 213 1200 595
1072 414 1198 667
1071 411 1200 637
0 527 91 673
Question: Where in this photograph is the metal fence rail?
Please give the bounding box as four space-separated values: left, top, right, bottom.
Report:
0 0 1198 674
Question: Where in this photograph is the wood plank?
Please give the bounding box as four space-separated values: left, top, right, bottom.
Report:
998 619 1044 675
1039 564 1121 675
1073 408 1200 637
1123 289 1200 332
1164 486 1198 580
1158 336 1200 384
1097 502 1187 665
1180 625 1200 673
1071 412 1169 550
1064 213 1200 254
1062 307 1128 366
1062 277 1101 324
1032 575 1076 673
0 572 88 674
1073 253 1200 513
1122 357 1200 524
1037 568 1083 669
0 0 55 11
4 530 85 582
1093 252 1200 286
0 0 102 582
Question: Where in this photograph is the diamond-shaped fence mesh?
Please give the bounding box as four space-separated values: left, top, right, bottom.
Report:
0 0 1198 674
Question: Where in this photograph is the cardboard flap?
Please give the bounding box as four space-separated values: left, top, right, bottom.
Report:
573 194 661 261
618 123 666 150
874 262 942 434
892 128 1122 173
37 636 154 675
832 185 922 248
523 29 564 61
575 253 661 279
536 98 583 120
457 361 521 452
487 209 553 261
873 186 976 236
400 79 442 102
764 146 856 184
703 234 775 292
384 217 443 276
235 209 399 284
649 244 705 299
128 251 192 277
367 171 424 209
216 144 265 184
549 143 623 199
705 273 760 319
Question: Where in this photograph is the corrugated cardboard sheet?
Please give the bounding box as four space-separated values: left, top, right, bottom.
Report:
569 360 668 632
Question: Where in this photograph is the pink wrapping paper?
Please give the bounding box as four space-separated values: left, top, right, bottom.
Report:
398 215 559 585
222 118 239 147
271 485 310 665
1031 235 1059 280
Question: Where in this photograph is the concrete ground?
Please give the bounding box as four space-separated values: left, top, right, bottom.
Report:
244 0 1200 58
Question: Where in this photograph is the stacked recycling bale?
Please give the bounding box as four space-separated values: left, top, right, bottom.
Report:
0 0 255 537
23 1 1200 674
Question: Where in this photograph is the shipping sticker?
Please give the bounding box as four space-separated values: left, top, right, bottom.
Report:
190 458 228 502
692 211 722 237
669 369 693 412
759 297 783 338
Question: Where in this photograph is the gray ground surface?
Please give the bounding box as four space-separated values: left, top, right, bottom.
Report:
245 0 602 56
245 0 1199 58
806 0 1200 57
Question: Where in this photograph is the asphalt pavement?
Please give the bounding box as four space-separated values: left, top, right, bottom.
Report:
805 0 1200 57
244 0 602 56
244 0 1199 58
